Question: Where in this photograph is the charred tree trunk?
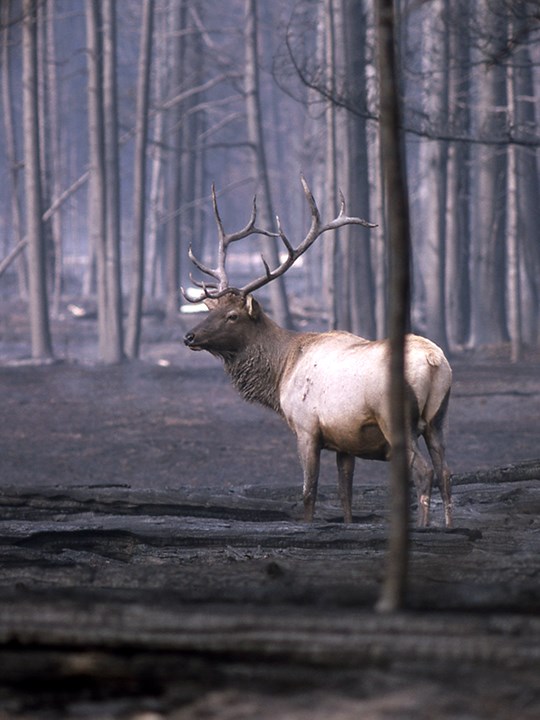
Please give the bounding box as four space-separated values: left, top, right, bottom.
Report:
85 0 125 362
125 0 154 359
375 0 410 613
44 0 63 317
164 1 186 323
444 0 471 350
145 16 166 300
322 0 339 331
1 2 28 299
468 1 508 348
506 42 521 363
102 0 124 362
22 0 53 361
343 0 375 338
85 0 109 360
244 0 292 329
511 8 540 350
415 0 449 352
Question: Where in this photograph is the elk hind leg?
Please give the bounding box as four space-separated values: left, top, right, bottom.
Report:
424 422 452 528
409 442 434 528
336 451 355 524
376 416 432 526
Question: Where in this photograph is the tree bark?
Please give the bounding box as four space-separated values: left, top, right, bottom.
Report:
322 0 339 331
343 0 375 338
125 0 154 359
364 0 387 339
1 1 28 299
164 1 186 323
22 0 53 360
85 0 109 359
415 0 449 352
244 0 292 329
444 0 471 350
506 44 521 363
468 1 508 347
375 0 410 614
145 8 166 300
512 7 540 349
45 0 63 317
102 0 124 361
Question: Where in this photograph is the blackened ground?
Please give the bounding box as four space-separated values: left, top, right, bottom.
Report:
0 303 539 719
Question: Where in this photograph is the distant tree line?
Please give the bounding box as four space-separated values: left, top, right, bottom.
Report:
0 0 539 362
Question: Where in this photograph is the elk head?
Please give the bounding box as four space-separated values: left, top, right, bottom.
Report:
183 174 376 354
184 291 263 357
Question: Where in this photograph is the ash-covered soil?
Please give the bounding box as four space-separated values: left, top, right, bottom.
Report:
0 304 539 719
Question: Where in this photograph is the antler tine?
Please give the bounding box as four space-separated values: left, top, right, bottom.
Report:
224 194 257 245
180 283 203 303
211 183 225 240
275 214 294 255
299 172 321 227
240 214 301 297
180 272 217 303
187 244 219 281
337 188 347 217
214 184 281 245
188 184 282 296
239 175 377 296
192 278 212 288
210 184 229 292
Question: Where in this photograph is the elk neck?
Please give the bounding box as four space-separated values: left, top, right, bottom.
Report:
222 313 301 415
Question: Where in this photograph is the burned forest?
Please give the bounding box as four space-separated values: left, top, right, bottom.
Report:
1 1 540 718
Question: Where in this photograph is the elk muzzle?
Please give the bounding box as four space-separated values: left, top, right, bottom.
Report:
184 331 201 350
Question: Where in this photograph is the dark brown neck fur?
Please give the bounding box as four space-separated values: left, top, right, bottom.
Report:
221 316 297 414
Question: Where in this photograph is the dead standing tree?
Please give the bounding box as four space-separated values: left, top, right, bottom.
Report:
375 0 413 614
244 0 292 329
125 0 154 359
85 0 124 363
22 0 53 361
1 2 28 299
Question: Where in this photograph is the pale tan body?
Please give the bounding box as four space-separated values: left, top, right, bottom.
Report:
279 331 452 526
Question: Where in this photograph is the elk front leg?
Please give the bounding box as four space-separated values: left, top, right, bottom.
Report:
297 433 321 522
336 451 355 523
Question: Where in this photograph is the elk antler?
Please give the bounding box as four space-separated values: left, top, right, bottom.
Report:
181 184 279 302
182 175 376 302
240 175 377 296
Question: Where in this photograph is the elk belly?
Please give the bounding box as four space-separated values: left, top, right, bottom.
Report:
320 420 390 460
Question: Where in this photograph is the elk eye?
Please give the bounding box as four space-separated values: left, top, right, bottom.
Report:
226 311 239 322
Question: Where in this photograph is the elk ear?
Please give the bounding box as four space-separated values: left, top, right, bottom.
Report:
203 298 219 310
245 294 260 319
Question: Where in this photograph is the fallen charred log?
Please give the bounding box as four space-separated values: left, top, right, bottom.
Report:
452 457 540 485
0 465 538 717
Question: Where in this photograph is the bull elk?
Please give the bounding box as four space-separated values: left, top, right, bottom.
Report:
183 176 453 527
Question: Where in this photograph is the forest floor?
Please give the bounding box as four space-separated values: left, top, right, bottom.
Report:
0 300 539 719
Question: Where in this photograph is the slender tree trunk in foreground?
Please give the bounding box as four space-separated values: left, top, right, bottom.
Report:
375 0 410 614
